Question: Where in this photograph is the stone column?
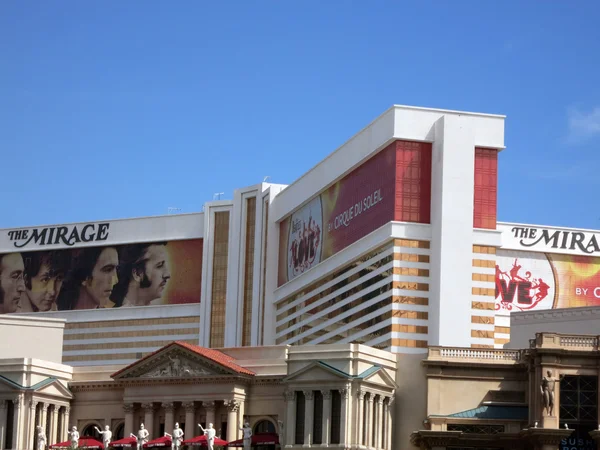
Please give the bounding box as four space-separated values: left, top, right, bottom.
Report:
385 398 393 450
203 401 216 428
321 390 331 447
124 404 135 437
142 403 155 439
183 403 195 438
163 403 175 434
356 390 365 446
63 407 71 443
339 388 349 447
284 391 296 447
375 397 383 449
365 393 373 448
13 395 24 450
49 405 59 446
28 400 39 450
303 391 314 447
0 400 7 450
226 401 239 443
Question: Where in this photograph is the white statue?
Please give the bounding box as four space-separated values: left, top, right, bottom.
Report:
240 421 252 450
136 423 150 450
67 426 79 449
94 425 112 449
199 423 216 450
165 423 184 450
36 426 47 450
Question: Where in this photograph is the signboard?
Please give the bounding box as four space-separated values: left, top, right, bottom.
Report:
0 214 204 253
0 239 203 314
499 223 600 257
495 249 600 314
278 145 396 286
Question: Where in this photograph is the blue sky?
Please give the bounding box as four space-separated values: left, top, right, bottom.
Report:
1 1 599 230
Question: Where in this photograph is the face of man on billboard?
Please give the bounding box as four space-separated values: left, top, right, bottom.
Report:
82 247 119 307
26 263 64 312
0 253 26 314
140 244 171 299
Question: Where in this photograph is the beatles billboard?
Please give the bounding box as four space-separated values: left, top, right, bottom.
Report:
495 249 600 315
0 219 203 314
278 145 397 286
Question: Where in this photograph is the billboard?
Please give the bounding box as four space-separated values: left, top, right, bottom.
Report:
0 239 203 314
278 145 397 286
495 249 600 315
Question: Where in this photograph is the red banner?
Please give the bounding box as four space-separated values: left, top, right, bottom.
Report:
278 146 396 286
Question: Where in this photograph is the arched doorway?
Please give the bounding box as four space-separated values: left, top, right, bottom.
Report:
253 420 276 434
82 423 101 440
114 423 125 440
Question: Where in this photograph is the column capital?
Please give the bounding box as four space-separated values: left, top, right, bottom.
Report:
226 400 240 412
183 402 195 412
386 396 395 406
283 390 296 402
51 405 59 416
30 400 39 409
376 396 384 405
356 389 366 400
0 400 8 410
13 394 24 409
303 390 314 401
321 390 332 400
42 402 50 412
64 406 71 415
338 388 349 399
202 400 216 410
162 402 175 412
142 403 156 411
123 403 135 414
365 392 374 403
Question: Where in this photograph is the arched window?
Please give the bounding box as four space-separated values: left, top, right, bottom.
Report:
114 423 125 440
254 420 276 434
82 423 102 440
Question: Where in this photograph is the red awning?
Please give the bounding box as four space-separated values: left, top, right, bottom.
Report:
143 436 172 448
183 435 229 447
110 436 139 447
227 433 279 447
50 438 104 449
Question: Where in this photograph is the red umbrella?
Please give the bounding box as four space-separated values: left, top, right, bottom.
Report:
143 436 172 448
50 437 105 449
227 433 279 447
110 436 139 448
183 435 229 447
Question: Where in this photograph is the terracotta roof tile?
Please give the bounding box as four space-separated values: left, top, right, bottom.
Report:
111 341 255 378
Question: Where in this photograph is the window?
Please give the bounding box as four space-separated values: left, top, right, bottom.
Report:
313 391 323 444
295 391 305 445
330 390 342 444
447 424 505 434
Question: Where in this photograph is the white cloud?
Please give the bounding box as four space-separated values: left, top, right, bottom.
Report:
567 106 600 143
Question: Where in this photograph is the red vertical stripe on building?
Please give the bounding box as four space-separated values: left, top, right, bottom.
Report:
394 140 432 224
473 148 498 229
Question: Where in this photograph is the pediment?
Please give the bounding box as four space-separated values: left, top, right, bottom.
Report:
34 380 73 400
113 344 239 380
285 362 351 383
360 368 398 390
